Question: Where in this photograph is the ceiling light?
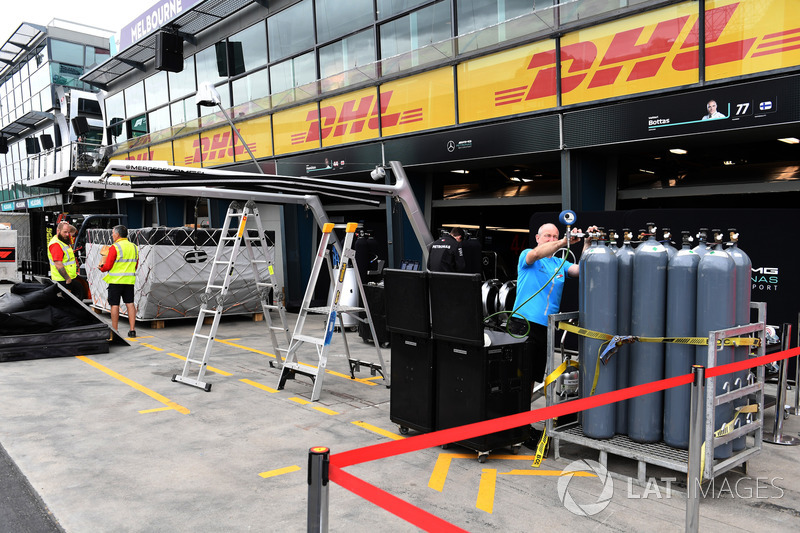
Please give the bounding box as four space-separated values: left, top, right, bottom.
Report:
638 169 655 174
778 137 799 144
723 160 735 165
669 148 687 155
450 169 469 174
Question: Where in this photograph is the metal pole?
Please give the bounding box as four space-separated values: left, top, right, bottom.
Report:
764 324 800 445
686 365 705 533
307 446 330 532
217 104 265 175
790 312 800 416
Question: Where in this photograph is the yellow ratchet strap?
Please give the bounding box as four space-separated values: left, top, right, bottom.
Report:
531 428 550 468
557 322 760 348
700 404 760 482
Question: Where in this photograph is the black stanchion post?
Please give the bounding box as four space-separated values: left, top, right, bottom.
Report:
308 446 330 532
764 324 800 445
686 365 705 533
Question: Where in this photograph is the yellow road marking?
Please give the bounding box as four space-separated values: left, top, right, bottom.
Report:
139 343 164 351
290 397 310 405
165 352 232 376
429 453 473 491
312 406 339 416
477 469 497 513
215 339 378 386
351 421 404 440
240 378 278 393
76 356 190 415
139 407 173 414
259 465 301 479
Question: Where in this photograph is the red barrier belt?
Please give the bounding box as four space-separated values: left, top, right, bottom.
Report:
328 465 469 533
329 346 800 531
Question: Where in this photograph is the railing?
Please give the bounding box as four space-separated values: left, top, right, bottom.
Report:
24 141 107 182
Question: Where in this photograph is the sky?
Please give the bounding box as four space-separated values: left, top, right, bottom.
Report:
1 1 157 50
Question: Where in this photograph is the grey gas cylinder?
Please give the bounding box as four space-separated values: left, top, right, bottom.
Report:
615 229 635 435
727 229 752 452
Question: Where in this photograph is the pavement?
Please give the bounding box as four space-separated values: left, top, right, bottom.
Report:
1 281 800 532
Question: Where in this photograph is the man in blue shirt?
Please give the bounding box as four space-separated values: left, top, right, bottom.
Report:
510 222 593 385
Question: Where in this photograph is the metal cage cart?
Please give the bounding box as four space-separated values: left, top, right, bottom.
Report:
545 303 766 486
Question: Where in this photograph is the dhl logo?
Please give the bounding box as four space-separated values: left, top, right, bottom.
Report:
292 91 423 144
497 2 800 105
125 150 156 161
184 130 255 165
0 248 14 261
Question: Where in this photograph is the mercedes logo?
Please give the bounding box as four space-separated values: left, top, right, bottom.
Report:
446 140 456 152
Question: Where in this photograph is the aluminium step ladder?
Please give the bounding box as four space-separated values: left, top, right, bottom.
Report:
276 222 389 401
172 200 290 391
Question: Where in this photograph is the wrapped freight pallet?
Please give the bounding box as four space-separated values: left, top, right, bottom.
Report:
85 227 274 320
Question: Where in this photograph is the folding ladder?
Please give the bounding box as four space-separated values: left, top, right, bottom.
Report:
276 222 389 401
172 200 290 391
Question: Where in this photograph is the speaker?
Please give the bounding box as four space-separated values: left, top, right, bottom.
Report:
0 137 7 154
40 134 54 150
71 116 89 136
25 137 40 154
155 32 184 73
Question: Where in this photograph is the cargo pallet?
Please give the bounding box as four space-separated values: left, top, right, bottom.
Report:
545 304 766 486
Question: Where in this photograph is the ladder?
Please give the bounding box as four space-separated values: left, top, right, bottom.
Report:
172 200 290 391
276 222 389 401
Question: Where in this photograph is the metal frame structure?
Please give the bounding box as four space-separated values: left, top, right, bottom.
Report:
544 303 766 486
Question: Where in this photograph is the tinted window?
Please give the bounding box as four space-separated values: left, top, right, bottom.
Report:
168 56 196 99
268 0 314 62
144 71 169 110
377 0 429 20
50 39 84 65
380 1 451 59
316 0 374 43
124 81 146 118
229 22 268 72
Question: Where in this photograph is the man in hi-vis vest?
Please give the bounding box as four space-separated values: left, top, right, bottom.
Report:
99 225 139 338
47 221 78 294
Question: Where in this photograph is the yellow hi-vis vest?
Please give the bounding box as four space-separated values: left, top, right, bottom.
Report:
48 235 77 281
103 238 138 285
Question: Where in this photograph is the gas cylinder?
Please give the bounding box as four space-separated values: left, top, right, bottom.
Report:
696 229 736 459
661 228 677 262
614 229 635 435
663 231 700 449
579 228 618 439
693 228 709 257
727 229 752 452
628 223 668 443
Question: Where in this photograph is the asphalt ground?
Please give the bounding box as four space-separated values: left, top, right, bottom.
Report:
1 283 800 532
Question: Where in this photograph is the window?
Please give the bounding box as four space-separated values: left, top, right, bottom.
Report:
124 81 146 118
168 56 196 100
379 1 451 73
269 52 316 96
148 106 171 134
377 0 429 20
232 69 270 106
195 45 226 86
86 45 110 68
319 30 377 91
457 0 533 35
144 71 169 110
171 96 199 125
50 39 84 65
316 0 374 43
228 23 268 73
268 0 314 62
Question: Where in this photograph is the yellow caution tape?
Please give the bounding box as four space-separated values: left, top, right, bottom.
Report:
557 322 760 347
531 428 550 468
700 404 760 482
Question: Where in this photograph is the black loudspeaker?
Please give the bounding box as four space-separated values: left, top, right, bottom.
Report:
0 137 7 154
25 137 40 154
71 116 89 136
155 32 184 73
40 134 54 150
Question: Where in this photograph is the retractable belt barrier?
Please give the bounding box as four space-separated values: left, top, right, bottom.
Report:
326 346 800 533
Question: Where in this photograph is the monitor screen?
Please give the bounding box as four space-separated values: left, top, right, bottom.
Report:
428 272 484 345
384 268 430 336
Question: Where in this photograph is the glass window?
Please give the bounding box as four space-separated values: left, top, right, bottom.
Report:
40 88 53 111
380 1 451 59
148 106 171 134
144 71 169 110
316 0 374 43
232 69 270 106
319 30 377 91
229 22 268 73
124 81 145 118
86 45 110 68
168 56 196 100
50 39 84 65
198 83 231 119
171 97 198 125
105 91 125 125
457 0 533 35
269 52 316 95
50 62 84 88
377 0 429 20
29 64 49 95
195 45 226 86
268 0 314 62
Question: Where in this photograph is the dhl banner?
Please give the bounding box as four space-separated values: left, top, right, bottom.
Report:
379 68 455 137
233 115 273 160
172 135 201 168
558 2 700 105
319 87 381 148
273 103 321 156
457 41 557 124
148 142 174 163
705 0 800 81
